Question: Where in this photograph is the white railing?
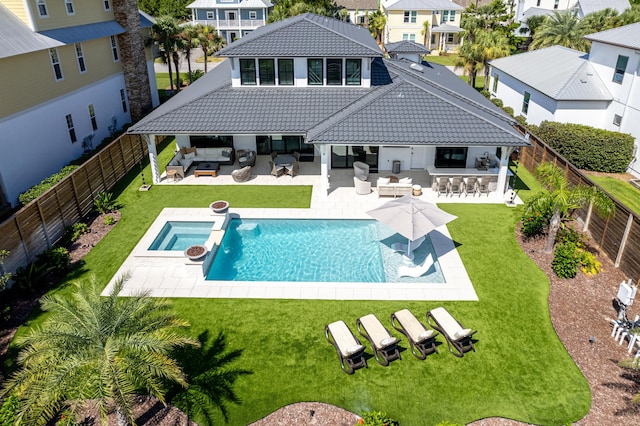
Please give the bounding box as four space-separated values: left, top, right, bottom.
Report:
192 19 264 30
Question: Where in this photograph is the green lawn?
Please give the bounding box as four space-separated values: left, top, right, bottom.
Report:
11 144 590 425
588 175 640 215
425 54 459 66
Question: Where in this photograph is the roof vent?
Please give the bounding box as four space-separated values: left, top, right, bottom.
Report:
580 79 587 83
410 63 424 72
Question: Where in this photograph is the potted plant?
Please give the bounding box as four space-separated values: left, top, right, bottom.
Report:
184 244 207 261
210 200 229 213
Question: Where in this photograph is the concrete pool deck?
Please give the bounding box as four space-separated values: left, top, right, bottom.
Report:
104 207 478 301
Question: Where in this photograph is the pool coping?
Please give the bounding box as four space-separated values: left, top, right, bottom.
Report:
104 208 478 301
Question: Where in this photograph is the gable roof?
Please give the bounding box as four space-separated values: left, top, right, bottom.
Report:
382 0 464 11
0 3 63 59
584 22 640 50
336 0 379 10
216 13 382 57
385 40 431 54
576 0 630 16
489 46 612 101
187 0 273 9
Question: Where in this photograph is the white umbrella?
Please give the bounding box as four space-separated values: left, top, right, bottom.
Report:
366 194 457 259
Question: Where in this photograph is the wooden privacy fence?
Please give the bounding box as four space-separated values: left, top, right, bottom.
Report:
0 134 148 274
516 124 640 283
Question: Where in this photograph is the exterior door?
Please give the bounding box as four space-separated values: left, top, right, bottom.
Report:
410 146 426 169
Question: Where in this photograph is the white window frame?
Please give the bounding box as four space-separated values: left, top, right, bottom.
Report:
613 114 622 126
37 0 48 18
88 104 98 131
103 0 111 11
206 11 214 19
554 0 559 9
49 48 63 81
120 89 128 113
402 33 416 41
449 10 455 22
249 10 257 20
64 0 75 15
403 10 417 23
110 36 120 62
66 114 77 143
75 43 86 73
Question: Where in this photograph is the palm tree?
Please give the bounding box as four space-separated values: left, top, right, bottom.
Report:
529 11 590 52
580 8 620 34
151 15 181 92
169 331 252 424
368 10 386 44
476 29 511 90
195 24 225 73
180 24 198 84
1 276 198 426
525 162 615 253
421 20 430 47
455 41 484 87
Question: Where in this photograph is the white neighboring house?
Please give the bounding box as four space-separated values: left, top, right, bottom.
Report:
489 22 640 177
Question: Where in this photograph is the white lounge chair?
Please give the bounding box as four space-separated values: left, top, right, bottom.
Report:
390 309 438 359
426 306 477 357
353 161 369 180
356 313 401 366
391 235 426 257
397 253 434 278
325 320 367 374
353 176 372 195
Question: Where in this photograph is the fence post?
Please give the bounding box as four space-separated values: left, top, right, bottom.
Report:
583 200 593 232
615 213 634 267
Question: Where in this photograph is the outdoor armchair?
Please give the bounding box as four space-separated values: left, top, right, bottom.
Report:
325 320 368 375
426 307 477 357
356 313 401 366
390 309 438 359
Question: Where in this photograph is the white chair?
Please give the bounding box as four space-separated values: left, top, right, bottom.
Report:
353 161 369 181
353 176 372 195
398 253 434 278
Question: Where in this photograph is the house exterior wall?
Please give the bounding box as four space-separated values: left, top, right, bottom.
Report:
29 0 114 31
383 7 462 50
515 0 577 20
3 0 29 25
0 74 130 206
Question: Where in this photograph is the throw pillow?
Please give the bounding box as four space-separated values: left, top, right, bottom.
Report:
454 328 473 340
239 157 247 163
379 336 397 348
221 149 231 158
184 152 196 160
399 177 412 185
344 344 364 357
378 177 390 185
416 330 434 342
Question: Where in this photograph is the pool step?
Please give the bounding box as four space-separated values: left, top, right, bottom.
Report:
236 223 261 236
206 229 225 247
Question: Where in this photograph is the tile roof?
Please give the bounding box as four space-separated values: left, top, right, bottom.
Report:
382 0 464 11
216 13 383 57
187 0 273 9
489 46 612 101
584 22 640 50
431 23 463 33
335 0 379 10
385 40 431 54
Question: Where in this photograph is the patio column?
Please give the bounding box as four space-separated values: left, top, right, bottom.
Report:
320 144 329 195
143 134 160 184
496 146 512 196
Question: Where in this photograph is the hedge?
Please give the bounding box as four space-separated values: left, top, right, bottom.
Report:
535 121 634 173
18 165 78 206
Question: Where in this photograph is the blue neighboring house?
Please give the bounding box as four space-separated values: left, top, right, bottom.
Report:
187 0 273 44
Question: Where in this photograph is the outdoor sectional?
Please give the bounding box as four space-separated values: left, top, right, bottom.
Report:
166 147 235 178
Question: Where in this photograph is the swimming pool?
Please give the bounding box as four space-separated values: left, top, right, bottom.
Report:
206 218 443 283
148 221 215 251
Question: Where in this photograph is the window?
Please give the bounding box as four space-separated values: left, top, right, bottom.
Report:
37 0 48 17
65 0 74 15
249 10 257 19
553 0 559 9
49 48 63 81
402 34 416 41
278 58 294 85
613 55 628 84
435 147 467 168
110 36 119 61
536 0 541 5
447 33 454 43
403 11 417 23
66 114 77 143
307 58 323 85
104 0 111 11
346 59 361 86
613 114 622 126
522 91 530 114
442 10 448 22
326 59 342 85
492 73 499 93
206 11 214 19
239 59 256 85
120 89 127 112
359 15 366 25
88 104 98 131
75 43 86 73
449 10 455 21
258 58 275 85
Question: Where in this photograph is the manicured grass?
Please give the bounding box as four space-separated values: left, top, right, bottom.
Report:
588 175 640 215
11 142 589 425
425 54 459 66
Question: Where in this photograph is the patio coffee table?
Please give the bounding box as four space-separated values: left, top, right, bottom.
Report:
194 162 219 178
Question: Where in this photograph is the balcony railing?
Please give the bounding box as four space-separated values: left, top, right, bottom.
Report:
192 19 264 30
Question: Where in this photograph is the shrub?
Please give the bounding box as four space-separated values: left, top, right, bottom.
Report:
12 261 54 294
491 98 504 108
480 89 490 99
0 393 19 425
70 222 90 242
521 211 546 238
94 191 117 214
502 106 514 116
37 246 71 276
580 250 601 276
189 69 205 82
357 411 399 426
0 249 10 292
552 242 579 278
104 215 116 225
535 121 634 173
556 227 583 246
515 115 527 126
18 165 78 205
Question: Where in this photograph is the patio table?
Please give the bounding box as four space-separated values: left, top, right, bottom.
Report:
274 155 295 166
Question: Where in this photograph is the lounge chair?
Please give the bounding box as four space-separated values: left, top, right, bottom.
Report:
426 307 477 357
397 253 434 278
390 309 438 359
353 161 369 181
354 176 372 195
356 313 401 366
325 320 368 374
391 235 426 257
238 150 256 167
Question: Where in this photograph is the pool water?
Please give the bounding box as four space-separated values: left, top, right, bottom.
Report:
148 221 214 251
206 219 443 283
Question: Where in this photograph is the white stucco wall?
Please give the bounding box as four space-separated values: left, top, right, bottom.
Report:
0 74 131 206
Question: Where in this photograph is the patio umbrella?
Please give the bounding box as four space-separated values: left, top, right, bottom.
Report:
366 194 457 259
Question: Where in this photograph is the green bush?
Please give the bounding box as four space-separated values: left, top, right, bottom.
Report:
12 261 54 294
490 98 504 108
189 69 205 81
70 222 90 242
357 411 399 426
552 242 580 278
480 89 490 99
0 249 10 292
0 393 19 426
104 215 116 225
535 121 634 173
18 165 78 205
94 191 117 214
515 115 527 126
580 250 601 276
37 246 71 276
521 211 547 238
502 106 514 116
556 227 582 245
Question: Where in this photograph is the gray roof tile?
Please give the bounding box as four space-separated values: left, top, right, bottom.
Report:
216 13 382 57
386 40 431 54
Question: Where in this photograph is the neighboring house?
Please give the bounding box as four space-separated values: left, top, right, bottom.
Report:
128 13 529 196
385 40 431 62
335 0 379 26
0 0 158 210
514 0 631 32
574 0 630 18
187 0 273 44
489 22 640 177
381 0 465 52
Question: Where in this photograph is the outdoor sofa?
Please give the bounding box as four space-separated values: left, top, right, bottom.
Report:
377 176 414 197
166 146 235 178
